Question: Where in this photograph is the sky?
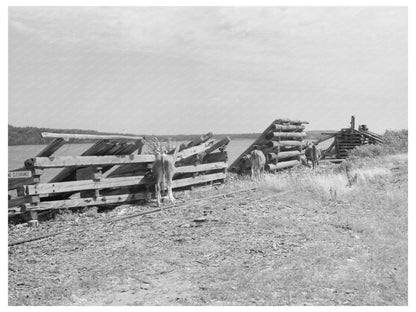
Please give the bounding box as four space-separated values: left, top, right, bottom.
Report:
8 6 408 135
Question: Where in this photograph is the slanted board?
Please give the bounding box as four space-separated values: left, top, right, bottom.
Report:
176 140 216 160
41 132 143 140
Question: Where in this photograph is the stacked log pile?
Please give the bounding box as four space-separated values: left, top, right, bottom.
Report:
321 116 383 160
228 118 308 174
8 132 230 218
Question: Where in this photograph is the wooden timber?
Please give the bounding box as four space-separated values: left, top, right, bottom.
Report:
41 132 143 141
180 132 213 150
274 119 309 125
25 154 156 169
176 140 216 160
196 137 231 159
265 132 306 140
271 124 305 132
265 140 302 148
265 160 300 171
267 150 301 162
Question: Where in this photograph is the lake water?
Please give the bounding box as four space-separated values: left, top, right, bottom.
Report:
8 139 254 180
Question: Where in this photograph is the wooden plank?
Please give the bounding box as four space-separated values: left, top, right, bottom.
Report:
23 163 228 196
197 137 231 158
265 132 306 140
171 172 226 188
265 140 302 148
356 130 383 143
21 192 148 211
176 140 216 160
181 132 213 150
41 132 143 140
24 176 150 195
176 162 227 174
265 160 300 171
26 154 156 169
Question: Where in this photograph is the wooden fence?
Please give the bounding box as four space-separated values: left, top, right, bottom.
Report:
228 118 309 173
8 133 230 217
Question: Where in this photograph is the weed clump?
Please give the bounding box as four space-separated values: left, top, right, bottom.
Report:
348 129 407 159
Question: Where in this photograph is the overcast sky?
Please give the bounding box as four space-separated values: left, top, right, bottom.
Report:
8 6 407 135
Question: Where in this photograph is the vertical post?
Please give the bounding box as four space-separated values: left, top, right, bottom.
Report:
350 115 355 131
22 168 43 227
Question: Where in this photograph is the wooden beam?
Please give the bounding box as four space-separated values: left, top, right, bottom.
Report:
274 119 309 125
41 132 143 141
271 124 305 132
182 132 213 150
175 162 227 174
25 154 156 169
265 140 303 148
197 137 231 158
265 160 300 171
266 150 301 162
21 192 148 211
265 132 306 140
176 140 216 160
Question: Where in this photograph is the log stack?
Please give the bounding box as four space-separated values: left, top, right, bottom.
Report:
228 118 309 174
8 132 230 217
321 116 383 160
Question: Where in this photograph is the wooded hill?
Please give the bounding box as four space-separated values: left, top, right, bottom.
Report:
8 125 331 146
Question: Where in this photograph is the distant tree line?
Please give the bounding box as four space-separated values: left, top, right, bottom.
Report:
8 124 333 146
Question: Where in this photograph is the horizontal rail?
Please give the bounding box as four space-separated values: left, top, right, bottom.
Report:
25 154 156 169
41 132 143 140
20 163 227 196
20 172 227 209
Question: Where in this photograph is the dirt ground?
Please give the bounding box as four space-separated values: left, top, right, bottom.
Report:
8 155 408 306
